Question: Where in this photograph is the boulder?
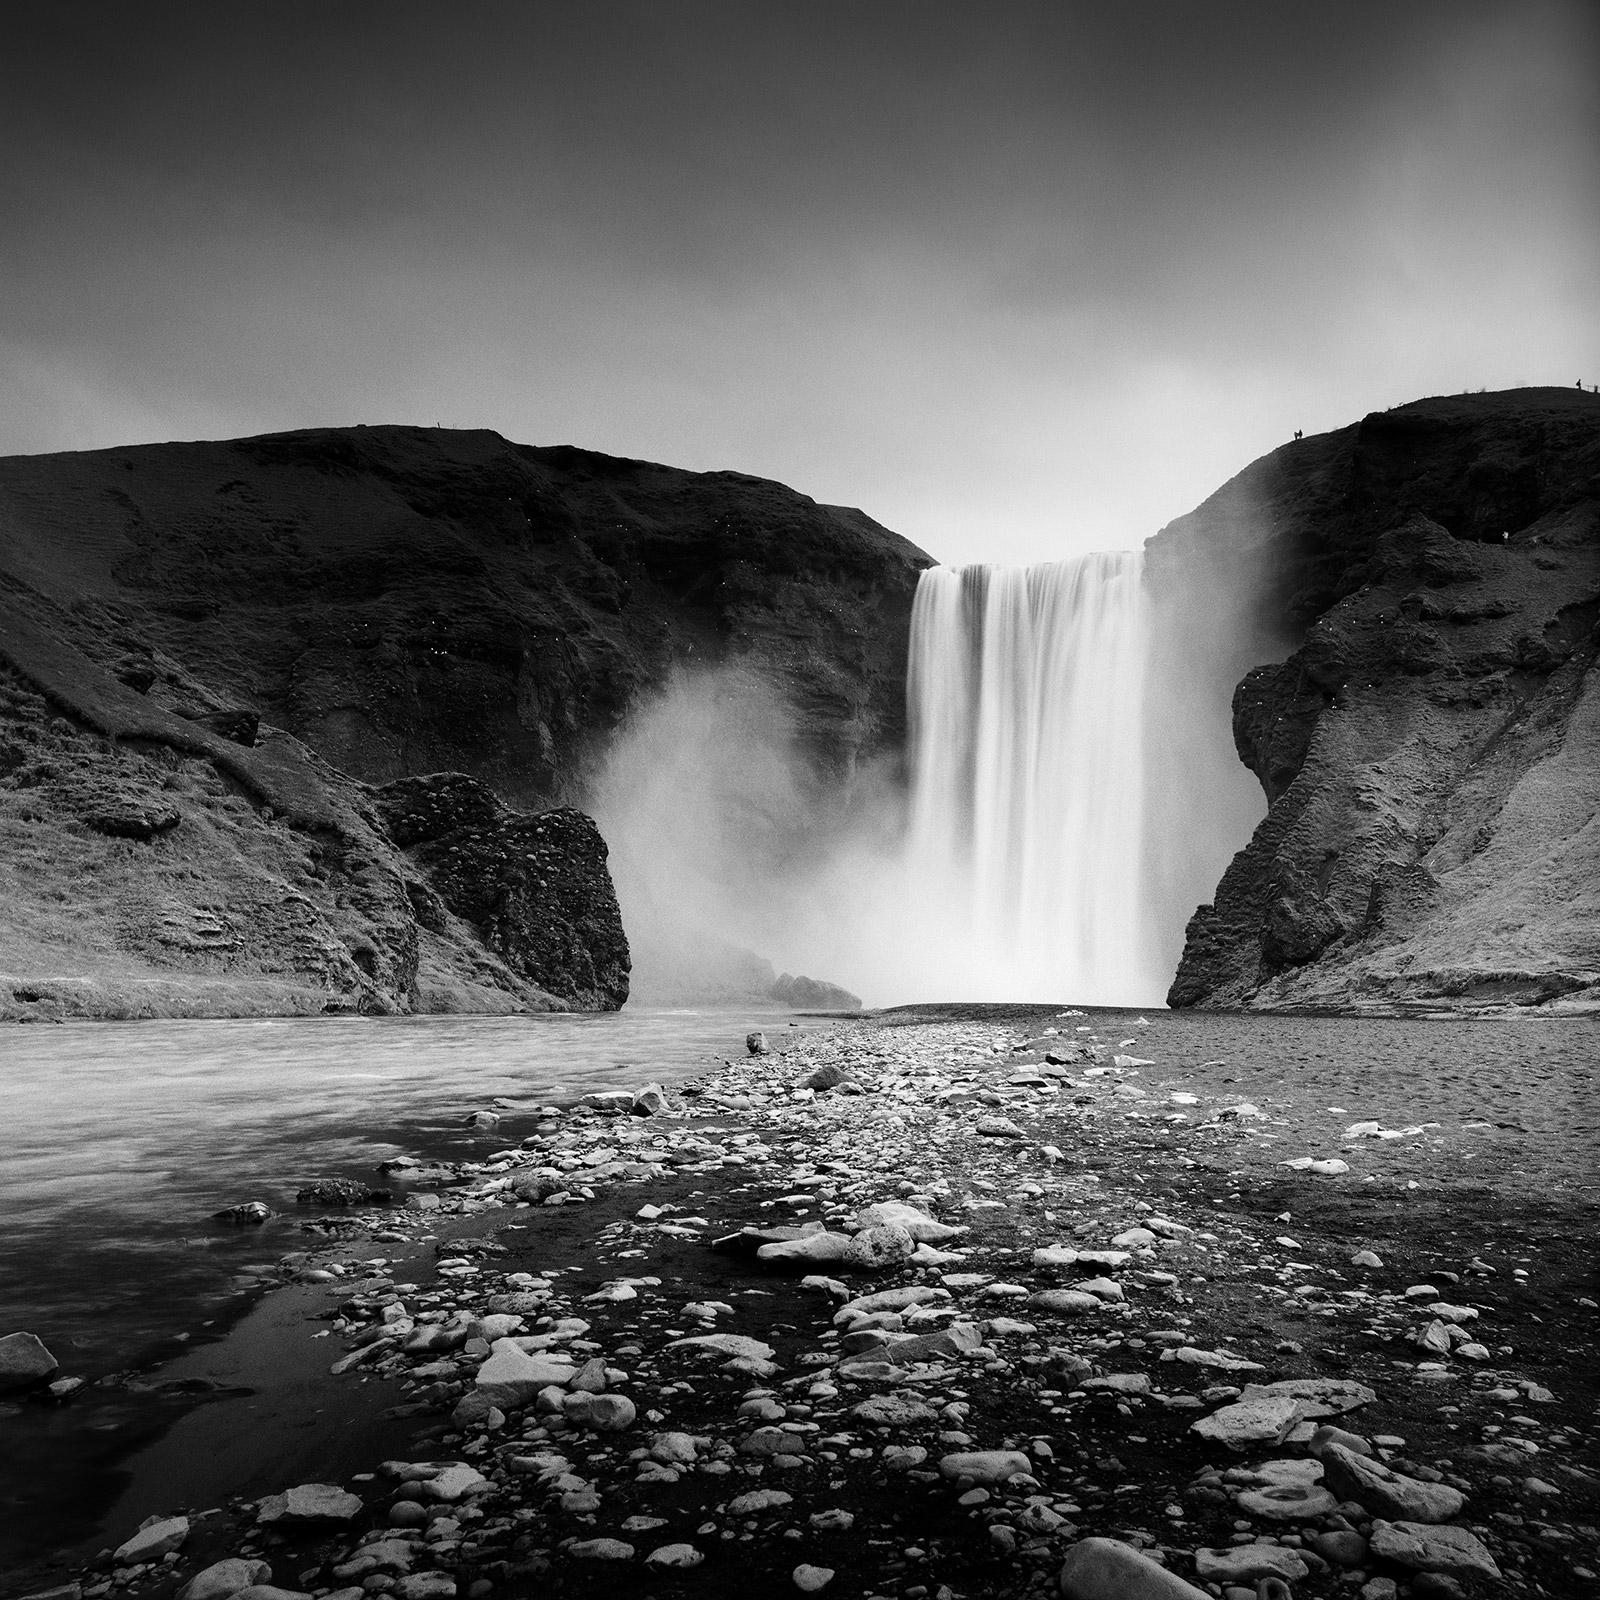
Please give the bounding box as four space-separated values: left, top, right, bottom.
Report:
255 1483 362 1523
474 1340 576 1407
1058 1537 1210 1599
937 1450 1032 1485
1319 1441 1466 1522
0 1331 58 1391
1368 1520 1502 1579
1191 1395 1307 1451
114 1515 190 1564
1193 1546 1310 1584
179 1560 274 1600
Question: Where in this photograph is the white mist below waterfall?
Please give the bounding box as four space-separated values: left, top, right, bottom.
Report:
903 552 1156 1003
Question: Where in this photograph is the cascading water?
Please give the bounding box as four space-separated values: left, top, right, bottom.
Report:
903 551 1156 1003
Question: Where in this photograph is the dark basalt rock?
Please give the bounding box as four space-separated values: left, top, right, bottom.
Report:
378 773 630 1011
1156 387 1600 1010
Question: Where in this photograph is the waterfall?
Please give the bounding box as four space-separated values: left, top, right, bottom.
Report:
904 552 1155 1004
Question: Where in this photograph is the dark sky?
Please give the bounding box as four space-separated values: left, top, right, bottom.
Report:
2 1 1595 562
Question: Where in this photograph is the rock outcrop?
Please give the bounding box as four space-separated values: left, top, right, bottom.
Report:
1156 388 1600 1010
0 595 628 1019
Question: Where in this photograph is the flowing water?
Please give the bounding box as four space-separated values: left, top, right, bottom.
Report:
0 1008 808 1370
905 553 1157 1003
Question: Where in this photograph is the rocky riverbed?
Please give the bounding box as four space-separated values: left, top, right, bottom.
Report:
4 1007 1597 1600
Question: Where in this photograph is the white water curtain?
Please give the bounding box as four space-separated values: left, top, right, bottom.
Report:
904 552 1152 1003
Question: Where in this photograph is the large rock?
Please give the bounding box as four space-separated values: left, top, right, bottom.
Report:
1155 388 1600 1011
179 1560 274 1600
1368 1519 1502 1579
1319 1441 1467 1522
114 1515 190 1564
473 1340 577 1407
1058 1537 1210 1599
378 778 629 1009
1191 1394 1307 1450
0 1331 58 1391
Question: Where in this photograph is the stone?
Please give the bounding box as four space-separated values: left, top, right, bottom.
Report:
474 1340 576 1406
645 1544 704 1569
1028 1289 1102 1314
256 1483 363 1522
1368 1520 1501 1579
852 1394 939 1427
976 1116 1025 1137
845 1222 916 1269
0 1332 58 1391
568 1539 634 1560
1319 1442 1466 1522
563 1391 636 1431
180 1559 274 1600
228 1589 312 1600
1310 1424 1373 1458
1082 1373 1152 1394
792 1566 835 1592
853 1202 965 1242
806 1064 848 1090
1239 1377 1376 1418
418 1464 490 1502
649 1431 698 1463
212 1201 272 1225
295 1178 389 1206
728 1489 794 1515
1234 1482 1338 1520
1193 1546 1310 1584
1058 1537 1210 1599
937 1449 1032 1485
747 1031 770 1055
1191 1395 1306 1450
630 1083 671 1115
757 1233 855 1267
1311 1530 1370 1568
114 1515 190 1564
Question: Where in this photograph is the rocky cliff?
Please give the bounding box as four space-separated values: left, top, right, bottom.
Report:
0 426 930 803
0 427 928 1019
1155 388 1600 1011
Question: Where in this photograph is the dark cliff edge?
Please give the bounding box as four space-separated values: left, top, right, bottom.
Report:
0 426 929 1020
1152 387 1600 1012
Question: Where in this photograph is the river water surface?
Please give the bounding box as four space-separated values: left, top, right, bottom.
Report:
0 1007 807 1371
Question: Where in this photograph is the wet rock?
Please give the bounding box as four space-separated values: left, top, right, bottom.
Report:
0 1331 58 1391
114 1515 190 1564
792 1565 835 1591
294 1179 391 1207
1368 1520 1502 1579
1320 1441 1466 1522
747 1031 770 1055
1058 1536 1210 1599
211 1201 272 1225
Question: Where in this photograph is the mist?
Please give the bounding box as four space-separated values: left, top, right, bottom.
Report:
590 549 1283 1010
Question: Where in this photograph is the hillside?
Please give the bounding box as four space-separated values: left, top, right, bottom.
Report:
1152 387 1600 1011
0 428 929 1019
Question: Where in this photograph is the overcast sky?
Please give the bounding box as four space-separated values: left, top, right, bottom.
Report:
2 1 1595 564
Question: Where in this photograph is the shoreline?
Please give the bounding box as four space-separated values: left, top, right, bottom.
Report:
4 1005 1597 1600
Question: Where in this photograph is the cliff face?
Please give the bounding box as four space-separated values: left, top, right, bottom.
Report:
0 426 927 1018
0 426 931 805
1156 388 1600 1011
